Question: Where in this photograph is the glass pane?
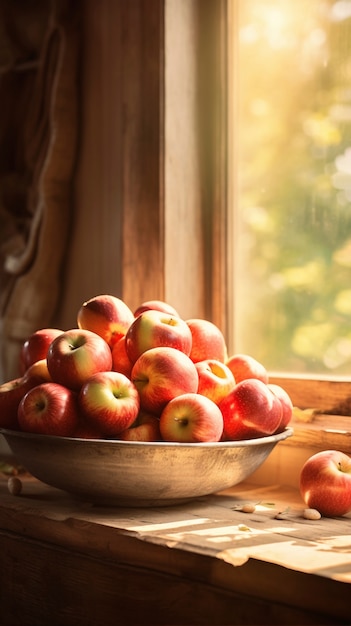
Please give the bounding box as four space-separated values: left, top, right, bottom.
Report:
234 0 351 376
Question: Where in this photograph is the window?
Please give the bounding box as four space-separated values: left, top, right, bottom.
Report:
231 0 351 378
224 0 351 453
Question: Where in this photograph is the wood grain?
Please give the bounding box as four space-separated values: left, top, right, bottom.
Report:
0 476 350 624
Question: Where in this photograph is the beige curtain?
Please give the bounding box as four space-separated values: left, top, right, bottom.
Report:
0 0 80 383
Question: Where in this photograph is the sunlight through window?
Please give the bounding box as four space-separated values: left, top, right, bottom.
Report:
233 0 351 376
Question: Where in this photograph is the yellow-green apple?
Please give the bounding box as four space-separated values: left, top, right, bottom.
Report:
219 378 282 440
78 371 140 436
17 382 79 436
0 376 40 430
133 299 180 318
159 393 224 443
225 353 268 384
195 359 236 405
77 294 135 348
125 309 193 364
23 358 52 384
20 327 63 373
131 346 199 415
111 336 133 378
186 318 228 363
268 383 293 432
300 450 351 517
118 411 161 441
47 328 113 391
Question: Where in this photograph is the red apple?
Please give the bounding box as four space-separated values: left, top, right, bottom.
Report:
225 353 268 384
300 450 351 517
268 383 293 432
131 346 199 415
47 328 113 391
77 294 135 348
73 420 106 439
195 359 236 405
20 328 63 373
17 382 79 436
118 411 161 441
133 299 180 318
0 363 52 432
159 393 224 443
111 336 133 378
0 376 39 430
78 371 140 436
219 378 282 440
186 318 228 363
125 309 192 364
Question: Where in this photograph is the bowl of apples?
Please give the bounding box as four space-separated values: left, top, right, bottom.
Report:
0 426 292 507
0 295 294 507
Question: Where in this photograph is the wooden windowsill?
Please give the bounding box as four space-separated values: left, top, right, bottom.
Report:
268 374 351 455
281 414 351 454
0 472 350 624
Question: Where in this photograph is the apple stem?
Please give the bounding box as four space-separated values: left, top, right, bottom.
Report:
174 417 189 427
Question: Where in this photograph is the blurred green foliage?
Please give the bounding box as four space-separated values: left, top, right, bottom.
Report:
236 0 351 375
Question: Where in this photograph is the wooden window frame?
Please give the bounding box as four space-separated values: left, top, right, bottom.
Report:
60 0 227 328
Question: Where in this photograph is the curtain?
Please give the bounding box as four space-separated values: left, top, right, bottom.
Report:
0 0 80 382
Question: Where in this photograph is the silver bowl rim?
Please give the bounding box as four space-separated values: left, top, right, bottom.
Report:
0 426 293 449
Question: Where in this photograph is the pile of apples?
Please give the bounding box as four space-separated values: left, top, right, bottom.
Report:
0 295 293 443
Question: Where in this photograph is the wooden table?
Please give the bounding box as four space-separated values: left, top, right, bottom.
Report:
1 473 350 625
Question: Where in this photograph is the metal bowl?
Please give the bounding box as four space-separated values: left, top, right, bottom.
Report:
0 427 293 506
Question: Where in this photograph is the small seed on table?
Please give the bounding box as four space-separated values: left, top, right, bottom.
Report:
241 503 256 513
303 508 321 520
7 476 22 496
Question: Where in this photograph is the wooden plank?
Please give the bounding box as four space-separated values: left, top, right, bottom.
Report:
2 531 342 626
120 0 165 310
270 375 351 415
0 475 351 623
280 414 351 453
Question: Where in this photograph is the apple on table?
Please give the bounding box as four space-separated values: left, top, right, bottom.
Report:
300 450 351 517
47 328 113 391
